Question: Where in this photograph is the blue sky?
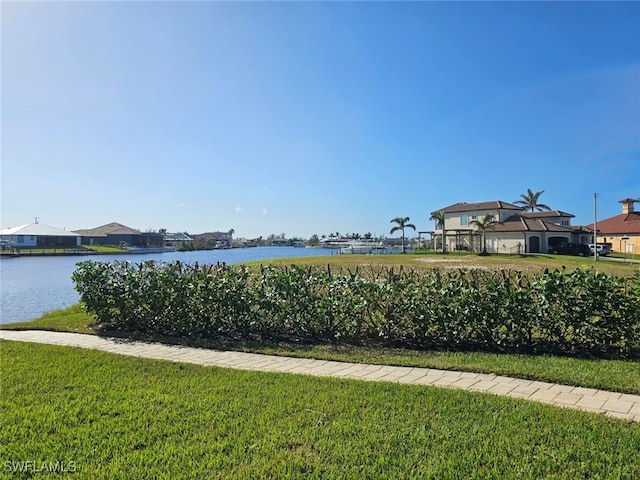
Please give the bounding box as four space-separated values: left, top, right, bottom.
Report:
2 1 639 239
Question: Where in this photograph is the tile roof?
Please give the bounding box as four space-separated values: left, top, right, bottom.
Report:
586 213 640 235
489 215 574 234
433 201 522 214
0 223 80 237
73 222 142 237
521 210 574 219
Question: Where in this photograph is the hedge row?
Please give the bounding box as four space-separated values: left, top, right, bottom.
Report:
72 261 640 358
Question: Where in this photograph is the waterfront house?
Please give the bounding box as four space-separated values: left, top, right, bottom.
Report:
0 222 81 248
73 222 163 248
430 201 585 254
191 231 234 249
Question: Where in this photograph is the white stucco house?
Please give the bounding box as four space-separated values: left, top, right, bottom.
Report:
0 222 81 248
429 201 590 254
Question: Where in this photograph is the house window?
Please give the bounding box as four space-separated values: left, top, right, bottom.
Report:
471 213 478 220
17 235 24 244
461 215 469 226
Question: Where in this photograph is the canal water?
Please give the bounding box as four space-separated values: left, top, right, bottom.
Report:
0 247 337 324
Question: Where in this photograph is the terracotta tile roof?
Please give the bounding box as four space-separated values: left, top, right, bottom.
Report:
586 213 640 235
433 200 522 214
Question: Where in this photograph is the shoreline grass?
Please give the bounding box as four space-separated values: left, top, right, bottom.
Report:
2 340 639 479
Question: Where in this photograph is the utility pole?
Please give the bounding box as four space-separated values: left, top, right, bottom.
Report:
593 193 598 262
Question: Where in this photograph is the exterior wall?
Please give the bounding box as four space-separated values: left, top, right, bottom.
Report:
443 231 536 254
547 216 571 227
484 232 527 254
0 235 80 248
3 234 37 247
598 234 640 255
444 209 507 230
525 215 572 227
483 231 574 254
438 208 519 251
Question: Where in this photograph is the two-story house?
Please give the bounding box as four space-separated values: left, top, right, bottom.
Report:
430 201 582 254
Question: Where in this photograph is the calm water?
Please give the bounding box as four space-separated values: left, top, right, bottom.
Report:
0 247 337 324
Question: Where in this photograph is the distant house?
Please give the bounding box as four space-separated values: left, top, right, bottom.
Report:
587 198 640 254
430 201 585 254
0 222 81 248
191 231 234 249
73 222 163 247
164 232 193 248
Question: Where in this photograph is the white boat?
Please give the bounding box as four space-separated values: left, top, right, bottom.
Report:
339 242 380 254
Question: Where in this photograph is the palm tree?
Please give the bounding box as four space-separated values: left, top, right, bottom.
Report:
514 189 551 212
390 217 416 254
469 214 497 254
429 211 446 253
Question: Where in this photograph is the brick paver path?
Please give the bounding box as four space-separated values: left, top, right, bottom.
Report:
2 330 639 422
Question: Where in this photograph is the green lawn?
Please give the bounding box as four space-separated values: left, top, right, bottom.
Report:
1 341 639 479
257 251 640 277
3 303 640 395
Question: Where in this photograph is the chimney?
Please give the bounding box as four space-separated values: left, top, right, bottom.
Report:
619 198 637 214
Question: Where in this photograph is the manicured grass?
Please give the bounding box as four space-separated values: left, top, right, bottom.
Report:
610 252 640 262
2 304 96 335
83 245 128 253
1 341 639 479
257 251 639 277
3 304 640 394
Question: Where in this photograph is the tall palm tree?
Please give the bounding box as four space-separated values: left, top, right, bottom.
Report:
390 217 416 254
469 214 497 254
429 211 446 253
514 189 551 212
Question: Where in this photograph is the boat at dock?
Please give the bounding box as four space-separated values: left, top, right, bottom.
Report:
339 242 384 254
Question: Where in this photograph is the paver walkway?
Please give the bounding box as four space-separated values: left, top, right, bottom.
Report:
2 330 639 422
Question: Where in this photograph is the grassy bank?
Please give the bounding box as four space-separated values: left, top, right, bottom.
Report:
2 341 639 479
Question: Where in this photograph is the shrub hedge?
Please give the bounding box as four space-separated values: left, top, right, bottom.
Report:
72 261 640 358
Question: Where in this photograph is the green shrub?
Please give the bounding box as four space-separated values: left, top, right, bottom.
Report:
72 261 640 359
